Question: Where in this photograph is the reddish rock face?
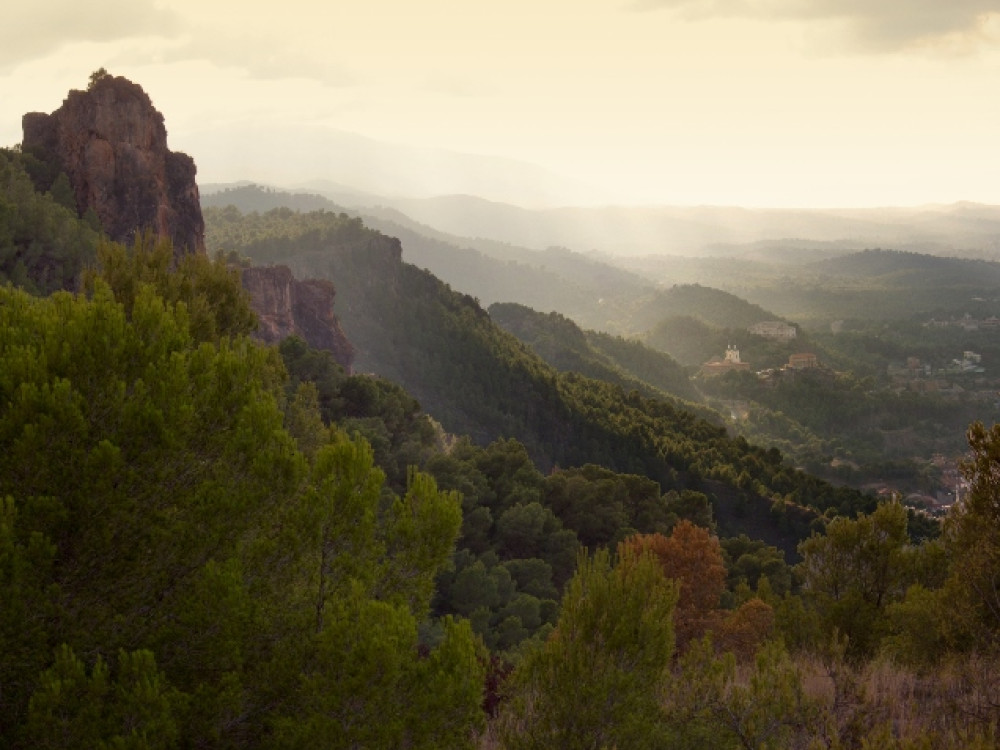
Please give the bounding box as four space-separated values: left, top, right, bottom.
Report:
242 265 354 369
22 73 355 365
22 74 205 255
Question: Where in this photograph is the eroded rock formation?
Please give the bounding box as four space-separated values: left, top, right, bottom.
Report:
242 265 354 369
21 72 355 365
22 73 205 254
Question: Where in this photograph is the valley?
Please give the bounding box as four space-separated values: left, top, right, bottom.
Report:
204 184 1000 512
4 70 1000 748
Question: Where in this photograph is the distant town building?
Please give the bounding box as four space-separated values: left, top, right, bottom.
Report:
787 353 819 369
952 351 985 373
701 345 751 376
926 314 1000 330
748 321 797 340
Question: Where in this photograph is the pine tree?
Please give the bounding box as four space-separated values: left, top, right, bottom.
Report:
500 546 678 750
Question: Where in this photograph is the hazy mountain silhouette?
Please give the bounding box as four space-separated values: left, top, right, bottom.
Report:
186 123 615 208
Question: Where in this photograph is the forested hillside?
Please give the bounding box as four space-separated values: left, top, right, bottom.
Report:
2 186 999 748
488 301 702 405
7 75 1000 746
0 148 100 293
204 205 866 533
0 237 484 747
202 189 980 500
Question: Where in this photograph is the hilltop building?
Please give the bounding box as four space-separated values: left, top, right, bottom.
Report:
748 321 797 340
701 345 751 376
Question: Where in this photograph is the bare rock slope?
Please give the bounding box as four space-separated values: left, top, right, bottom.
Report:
22 73 205 254
242 265 354 368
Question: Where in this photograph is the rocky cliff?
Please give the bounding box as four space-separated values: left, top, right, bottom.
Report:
242 265 354 369
21 72 354 365
22 72 205 255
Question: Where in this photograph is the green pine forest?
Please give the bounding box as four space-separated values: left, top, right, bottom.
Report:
5 146 1000 748
204 185 1000 498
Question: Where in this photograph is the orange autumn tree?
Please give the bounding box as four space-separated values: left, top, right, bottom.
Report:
624 520 773 657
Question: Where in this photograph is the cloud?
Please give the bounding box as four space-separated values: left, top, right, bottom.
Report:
422 74 496 98
0 0 181 71
119 30 357 87
3 1 351 85
634 0 1000 53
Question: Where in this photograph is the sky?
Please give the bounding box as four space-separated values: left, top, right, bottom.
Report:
3 0 1000 208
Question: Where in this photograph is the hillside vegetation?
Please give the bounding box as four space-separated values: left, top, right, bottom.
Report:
204 206 866 530
0 148 100 294
6 150 1000 746
488 301 702 406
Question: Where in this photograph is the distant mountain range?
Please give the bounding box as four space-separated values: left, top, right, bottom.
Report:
202 184 653 333
202 176 1000 258
188 124 616 208
345 197 1000 258
203 183 1000 333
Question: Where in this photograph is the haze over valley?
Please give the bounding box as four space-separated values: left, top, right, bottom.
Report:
6 1 1000 747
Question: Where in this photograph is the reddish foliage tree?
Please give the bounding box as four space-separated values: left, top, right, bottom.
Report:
716 598 775 660
624 521 771 656
625 521 725 649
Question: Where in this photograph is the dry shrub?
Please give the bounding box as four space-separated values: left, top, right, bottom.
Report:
796 648 1000 748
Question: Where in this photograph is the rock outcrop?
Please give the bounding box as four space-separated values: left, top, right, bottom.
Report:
21 72 355 366
22 73 205 255
242 265 354 369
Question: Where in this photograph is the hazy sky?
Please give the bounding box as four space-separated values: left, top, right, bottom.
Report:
3 0 1000 207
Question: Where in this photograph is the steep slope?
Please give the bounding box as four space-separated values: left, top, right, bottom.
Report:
488 302 702 406
241 265 353 368
205 206 868 546
202 183 652 331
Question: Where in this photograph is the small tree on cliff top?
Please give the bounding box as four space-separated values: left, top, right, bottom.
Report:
88 68 111 90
